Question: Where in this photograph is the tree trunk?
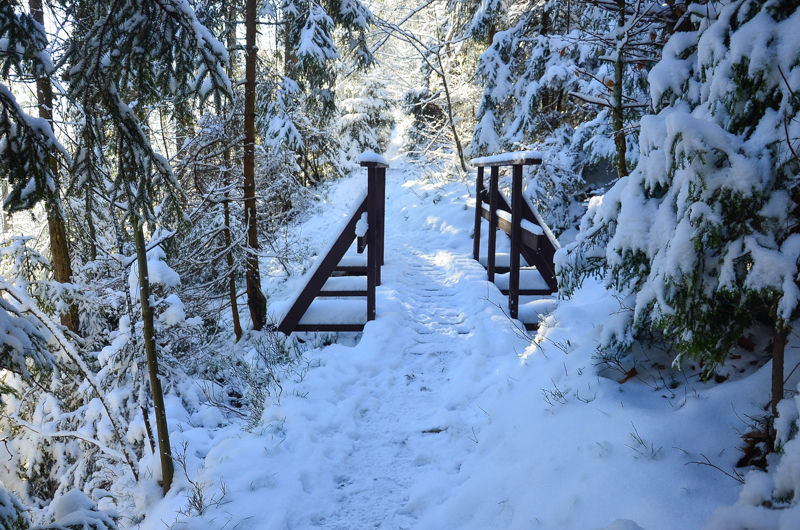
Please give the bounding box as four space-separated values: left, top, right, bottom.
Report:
612 0 628 179
284 15 297 74
224 151 243 341
244 0 266 329
224 9 242 341
111 206 154 454
85 187 97 261
30 0 80 334
772 325 789 417
224 193 242 341
47 212 79 332
437 53 468 173
132 222 173 494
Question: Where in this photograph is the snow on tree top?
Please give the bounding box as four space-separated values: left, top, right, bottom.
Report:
470 150 543 167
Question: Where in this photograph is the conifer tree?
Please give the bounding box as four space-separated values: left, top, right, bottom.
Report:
337 76 395 170
469 0 598 233
560 0 800 402
0 0 80 332
28 0 79 333
244 0 266 329
67 0 231 494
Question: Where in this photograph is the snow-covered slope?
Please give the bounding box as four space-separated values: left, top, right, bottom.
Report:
133 157 795 530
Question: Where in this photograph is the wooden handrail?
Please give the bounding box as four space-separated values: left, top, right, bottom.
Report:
470 150 542 167
277 194 369 335
277 157 386 335
471 151 556 321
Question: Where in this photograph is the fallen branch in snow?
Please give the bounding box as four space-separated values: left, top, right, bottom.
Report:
467 427 479 444
686 454 745 484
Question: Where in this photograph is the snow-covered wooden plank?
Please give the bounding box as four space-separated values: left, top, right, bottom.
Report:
495 209 544 235
494 269 551 293
480 205 541 249
297 299 367 325
320 276 367 293
337 255 367 267
522 195 560 250
478 253 530 268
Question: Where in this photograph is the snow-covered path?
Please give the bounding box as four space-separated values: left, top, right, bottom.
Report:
141 165 767 530
301 170 522 528
319 248 475 528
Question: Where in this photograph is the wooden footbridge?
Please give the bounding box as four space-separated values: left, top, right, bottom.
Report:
275 151 559 335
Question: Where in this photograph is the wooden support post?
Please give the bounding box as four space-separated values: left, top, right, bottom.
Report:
487 166 499 283
367 166 377 321
378 167 386 270
509 164 523 319
473 166 484 261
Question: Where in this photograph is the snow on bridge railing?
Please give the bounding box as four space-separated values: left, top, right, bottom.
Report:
470 151 557 326
470 150 543 167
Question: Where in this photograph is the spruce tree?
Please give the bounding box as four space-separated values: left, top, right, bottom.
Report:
66 0 231 494
560 0 800 400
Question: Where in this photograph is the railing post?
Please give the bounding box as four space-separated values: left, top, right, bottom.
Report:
509 163 523 319
360 155 387 321
378 166 386 270
367 166 377 321
487 166 499 283
473 166 484 261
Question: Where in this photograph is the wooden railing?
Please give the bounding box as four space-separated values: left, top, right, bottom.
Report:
276 158 386 334
471 151 559 321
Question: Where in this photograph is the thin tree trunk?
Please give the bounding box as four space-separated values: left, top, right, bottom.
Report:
224 151 243 341
612 0 628 179
540 9 552 114
30 0 80 334
85 187 97 261
284 16 297 74
244 0 266 329
437 53 468 173
224 9 242 341
773 325 789 417
132 222 173 494
111 206 155 454
159 107 171 160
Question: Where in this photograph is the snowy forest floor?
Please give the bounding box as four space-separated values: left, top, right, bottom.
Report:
131 150 800 530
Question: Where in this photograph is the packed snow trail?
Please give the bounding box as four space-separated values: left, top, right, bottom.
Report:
319 252 481 527
138 163 770 530
287 167 529 528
